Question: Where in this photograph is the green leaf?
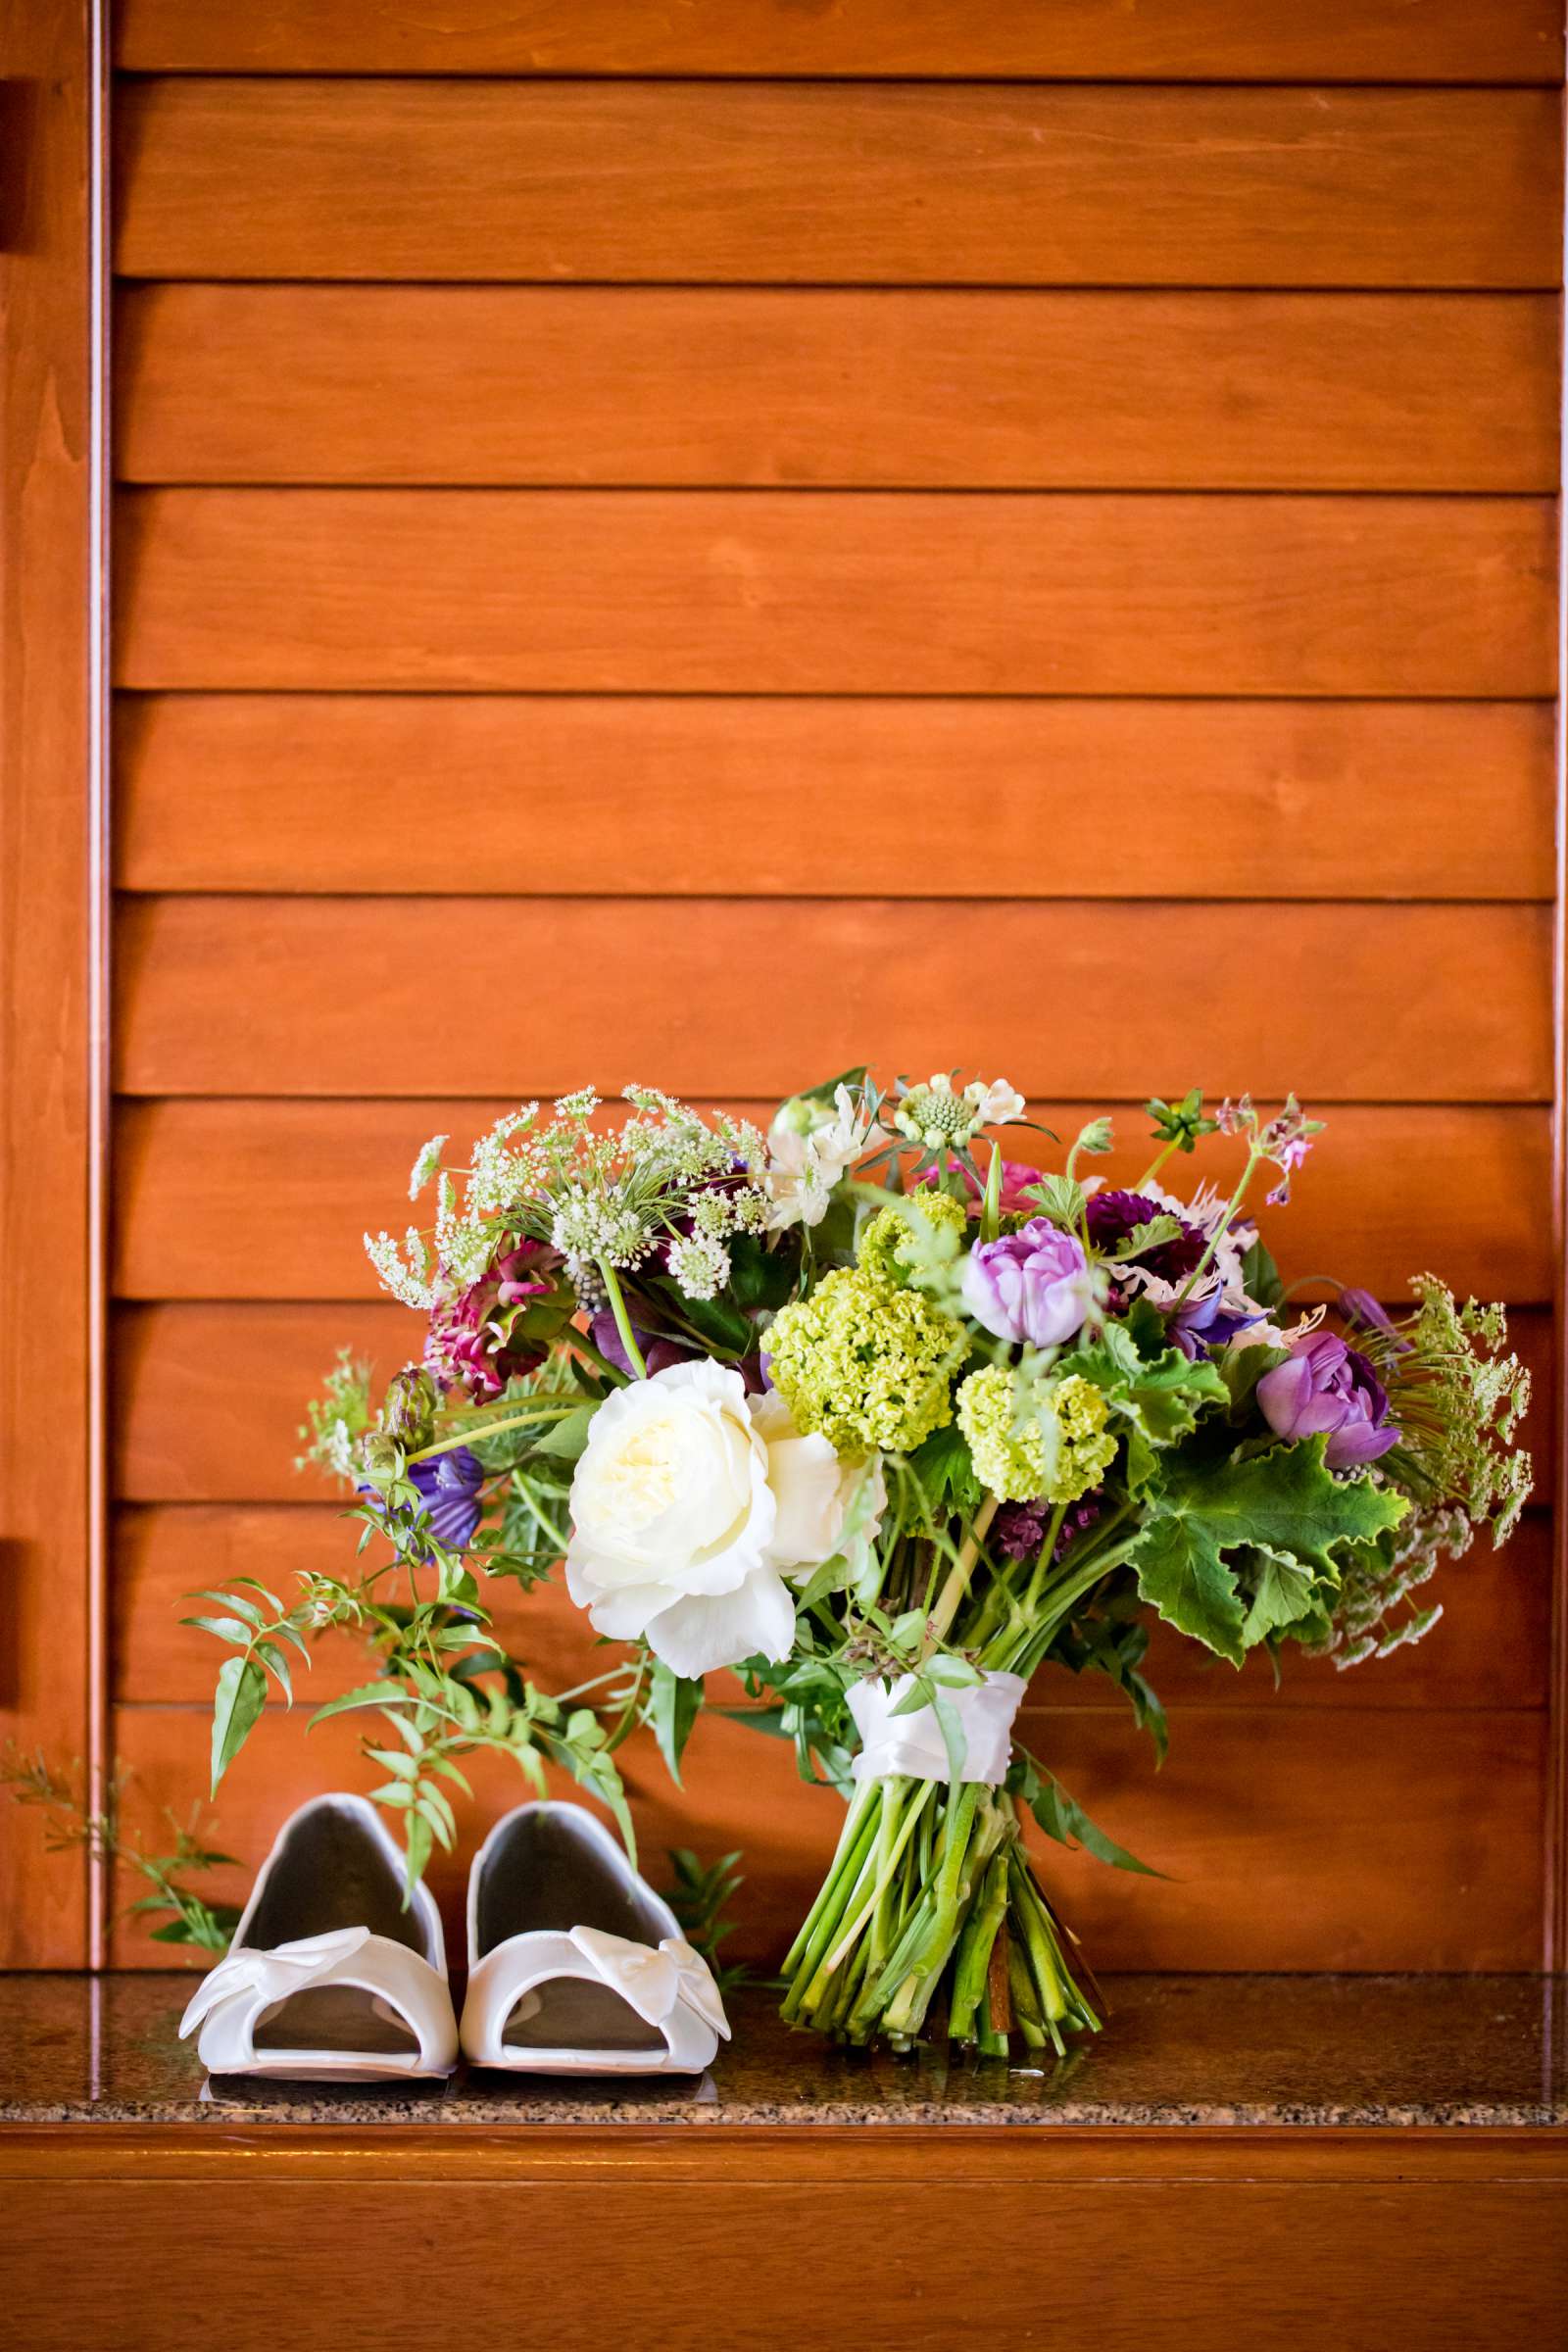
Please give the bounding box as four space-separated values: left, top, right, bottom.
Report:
1010 1755 1163 1876
1128 1512 1248 1666
1156 1437 1407 1577
1240 1234 1284 1310
1026 1172 1086 1230
648 1659 704 1788
529 1404 596 1462
1130 1437 1407 1664
364 1744 419 1782
209 1653 268 1793
186 1588 268 1628
254 1640 294 1704
1240 1546 1319 1645
180 1614 255 1648
402 1808 433 1898
226 1575 285 1614
308 1678 410 1727
907 1421 981 1517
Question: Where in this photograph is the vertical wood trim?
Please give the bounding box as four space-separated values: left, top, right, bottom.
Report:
85 0 111 1970
1549 64 1568 1976
0 0 104 1966
1546 49 1568 1974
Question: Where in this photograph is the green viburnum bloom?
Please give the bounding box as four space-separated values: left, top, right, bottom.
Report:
766 1266 964 1460
857 1191 967 1289
956 1368 1117 1506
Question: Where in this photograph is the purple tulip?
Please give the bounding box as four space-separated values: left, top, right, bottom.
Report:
961 1218 1092 1348
1257 1332 1398 1470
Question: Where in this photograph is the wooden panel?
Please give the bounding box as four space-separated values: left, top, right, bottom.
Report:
111 1304 1558 1508
113 82 1563 289
112 491 1557 698
112 1502 1556 1715
109 1699 1548 1971
12 2173 1568 2352
11 2179 1568 2352
0 0 96 1965
113 899 1555 1102
114 288 1562 493
112 1100 1557 1305
111 0 1567 83
114 695 1557 903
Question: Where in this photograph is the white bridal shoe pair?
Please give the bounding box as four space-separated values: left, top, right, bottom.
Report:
179 1793 730 2083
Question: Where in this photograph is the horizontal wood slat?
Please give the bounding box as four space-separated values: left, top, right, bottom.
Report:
112 1100 1557 1305
112 0 1566 83
113 82 1563 289
112 1304 1558 1506
112 491 1558 697
113 1503 1555 1714
113 899 1556 1102
109 1699 1549 1970
114 288 1562 493
114 695 1558 902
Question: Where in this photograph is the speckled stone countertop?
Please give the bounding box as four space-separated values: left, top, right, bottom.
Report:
3 1974 1565 2130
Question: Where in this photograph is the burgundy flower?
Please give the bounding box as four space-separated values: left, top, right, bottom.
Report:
1084 1190 1207 1288
425 1241 560 1402
1257 1331 1397 1469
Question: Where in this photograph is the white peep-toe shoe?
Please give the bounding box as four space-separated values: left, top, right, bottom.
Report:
459 1801 730 2075
179 1792 459 2082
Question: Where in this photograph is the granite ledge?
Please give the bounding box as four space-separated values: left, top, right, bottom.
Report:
2 1972 1564 2132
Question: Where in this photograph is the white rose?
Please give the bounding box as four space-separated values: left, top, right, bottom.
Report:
750 1392 886 1581
565 1363 851 1679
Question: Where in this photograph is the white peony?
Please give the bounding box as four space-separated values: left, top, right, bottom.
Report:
564 1363 849 1678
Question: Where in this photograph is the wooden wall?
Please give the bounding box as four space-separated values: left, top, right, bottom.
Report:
100 1 1564 1970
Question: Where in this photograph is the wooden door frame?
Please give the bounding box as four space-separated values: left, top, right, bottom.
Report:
0 3 1564 1971
0 0 111 1965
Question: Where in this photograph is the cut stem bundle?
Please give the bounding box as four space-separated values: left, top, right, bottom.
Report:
781 1774 1100 2058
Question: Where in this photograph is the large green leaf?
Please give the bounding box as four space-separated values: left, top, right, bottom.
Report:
1131 1436 1406 1664
1155 1438 1407 1575
210 1653 268 1793
1127 1513 1248 1665
648 1659 704 1788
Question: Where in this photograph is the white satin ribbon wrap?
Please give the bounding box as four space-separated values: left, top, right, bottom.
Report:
848 1669 1027 1786
178 1926 458 2077
461 1925 729 2074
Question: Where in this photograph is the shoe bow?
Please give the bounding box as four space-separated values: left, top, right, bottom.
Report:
566 1927 730 2040
177 1926 377 2040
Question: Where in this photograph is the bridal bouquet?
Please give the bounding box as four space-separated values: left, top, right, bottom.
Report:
191 1073 1533 2055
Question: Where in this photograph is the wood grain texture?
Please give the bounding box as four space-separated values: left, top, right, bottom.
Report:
114 694 1558 902
112 899 1556 1102
11 2173 1568 2352
111 0 1566 83
112 1501 1555 1715
0 0 95 1966
113 287 1562 493
111 491 1558 697
108 1698 1549 1972
112 81 1564 289
110 1304 1558 1508
111 1100 1558 1305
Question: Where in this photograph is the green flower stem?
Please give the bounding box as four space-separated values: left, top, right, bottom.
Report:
407 1402 582 1465
781 1791 885 2017
825 1778 935 1975
924 1496 1000 1652
1170 1143 1265 1307
598 1259 649 1379
948 1850 1009 2042
781 1777 878 1977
